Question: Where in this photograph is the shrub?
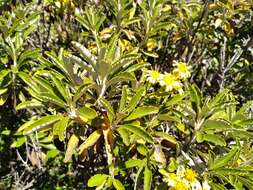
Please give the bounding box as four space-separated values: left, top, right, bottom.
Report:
1 0 253 189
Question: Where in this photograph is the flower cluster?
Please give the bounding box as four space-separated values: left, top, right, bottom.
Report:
146 62 191 94
161 166 211 190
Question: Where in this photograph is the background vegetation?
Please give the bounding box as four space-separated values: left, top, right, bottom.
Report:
1 0 253 189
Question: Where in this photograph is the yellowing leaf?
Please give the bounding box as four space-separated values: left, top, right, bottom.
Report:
64 134 79 162
79 129 102 154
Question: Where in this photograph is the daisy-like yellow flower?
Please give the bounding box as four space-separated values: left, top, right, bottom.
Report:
173 180 189 190
160 73 182 91
184 168 198 183
165 173 179 187
147 70 161 84
173 62 191 80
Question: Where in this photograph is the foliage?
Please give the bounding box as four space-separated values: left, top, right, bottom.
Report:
1 0 253 189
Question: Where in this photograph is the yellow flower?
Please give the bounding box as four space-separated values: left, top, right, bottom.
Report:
165 173 179 187
147 70 161 84
184 169 198 182
173 62 191 79
160 73 182 91
146 39 157 52
172 76 183 94
173 181 189 190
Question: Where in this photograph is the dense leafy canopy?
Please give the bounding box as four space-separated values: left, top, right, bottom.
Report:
1 0 253 189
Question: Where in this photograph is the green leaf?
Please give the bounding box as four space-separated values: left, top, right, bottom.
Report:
125 106 159 121
106 72 136 87
20 115 63 134
111 52 140 75
119 85 128 113
0 69 10 81
46 149 60 160
144 166 152 190
16 12 40 31
18 119 37 132
142 50 159 58
117 128 130 146
210 183 227 190
88 174 108 187
137 144 148 156
50 73 68 100
125 159 144 169
0 88 8 95
64 134 79 163
209 147 239 170
120 125 153 143
53 117 70 141
99 97 115 118
155 132 177 145
202 134 226 146
45 52 71 79
11 137 26 148
97 58 111 79
1 130 10 135
113 179 125 190
0 91 8 105
67 54 95 74
229 130 253 138
189 84 202 112
238 177 253 189
202 119 231 131
237 119 253 126
124 86 145 114
16 100 43 110
18 48 41 65
105 34 119 61
208 89 229 107
238 100 253 114
78 106 97 120
40 92 66 107
18 72 41 94
71 41 96 67
165 94 186 107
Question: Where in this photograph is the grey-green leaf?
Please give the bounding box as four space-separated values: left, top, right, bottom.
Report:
120 125 153 143
125 106 159 121
209 147 239 170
